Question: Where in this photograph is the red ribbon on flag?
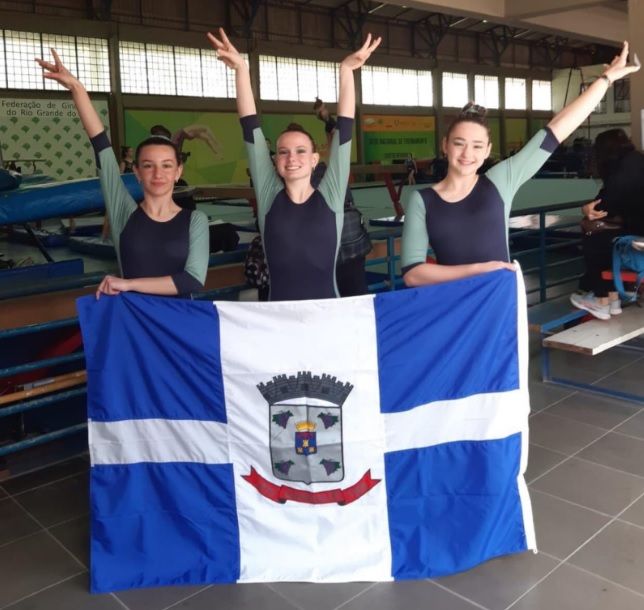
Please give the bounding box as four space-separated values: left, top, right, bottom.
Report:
242 467 381 505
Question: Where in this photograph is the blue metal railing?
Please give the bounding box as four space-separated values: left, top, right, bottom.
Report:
0 200 586 461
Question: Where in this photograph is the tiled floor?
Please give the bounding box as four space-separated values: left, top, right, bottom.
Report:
0 339 643 610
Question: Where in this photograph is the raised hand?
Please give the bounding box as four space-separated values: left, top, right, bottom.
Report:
340 33 382 71
206 28 247 71
603 42 641 84
35 49 79 90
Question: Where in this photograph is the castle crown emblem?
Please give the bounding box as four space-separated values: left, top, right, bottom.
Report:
257 372 353 406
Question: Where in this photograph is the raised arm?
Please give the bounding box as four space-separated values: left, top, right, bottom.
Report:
547 42 640 142
207 28 255 118
207 28 280 227
337 34 381 119
36 49 104 138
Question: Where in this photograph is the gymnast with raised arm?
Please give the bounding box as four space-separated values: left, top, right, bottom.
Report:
36 50 209 298
208 28 381 301
401 42 640 287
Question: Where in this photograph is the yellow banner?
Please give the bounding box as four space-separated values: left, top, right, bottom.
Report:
362 115 435 132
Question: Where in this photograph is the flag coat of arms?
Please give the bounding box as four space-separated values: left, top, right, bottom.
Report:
77 269 535 593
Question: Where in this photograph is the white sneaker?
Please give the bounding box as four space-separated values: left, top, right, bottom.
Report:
609 299 622 315
570 292 611 320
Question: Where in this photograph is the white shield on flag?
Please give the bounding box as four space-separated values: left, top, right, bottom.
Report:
269 402 344 484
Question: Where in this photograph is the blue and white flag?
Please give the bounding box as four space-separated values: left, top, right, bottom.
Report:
78 269 535 593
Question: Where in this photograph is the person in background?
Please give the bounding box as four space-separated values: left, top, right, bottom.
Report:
119 146 134 173
570 128 644 319
150 123 222 163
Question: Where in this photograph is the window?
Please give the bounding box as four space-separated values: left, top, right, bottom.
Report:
531 80 551 111
275 57 298 101
4 30 43 89
119 41 242 97
202 48 237 98
175 47 203 97
41 34 77 92
316 61 338 102
505 77 526 110
361 66 432 106
146 44 176 95
474 75 499 109
442 72 468 108
76 37 110 92
614 79 630 113
0 30 110 91
259 55 339 102
0 33 5 88
119 41 148 94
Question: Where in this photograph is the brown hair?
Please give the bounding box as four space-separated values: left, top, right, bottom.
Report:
134 136 182 166
445 102 491 140
278 122 317 152
593 129 635 181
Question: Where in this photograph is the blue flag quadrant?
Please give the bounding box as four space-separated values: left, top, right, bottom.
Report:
77 268 535 593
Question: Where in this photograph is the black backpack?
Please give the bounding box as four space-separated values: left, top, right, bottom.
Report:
244 235 270 288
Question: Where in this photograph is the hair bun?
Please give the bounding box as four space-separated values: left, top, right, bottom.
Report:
286 122 304 131
460 102 487 119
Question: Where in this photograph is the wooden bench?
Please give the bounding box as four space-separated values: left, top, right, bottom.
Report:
537 300 644 403
543 305 644 355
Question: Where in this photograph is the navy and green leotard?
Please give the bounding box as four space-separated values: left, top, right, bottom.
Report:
401 127 559 273
91 132 209 295
241 115 353 301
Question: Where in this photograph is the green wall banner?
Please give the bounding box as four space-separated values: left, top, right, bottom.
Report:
125 109 246 185
362 114 436 163
0 97 109 181
124 110 356 186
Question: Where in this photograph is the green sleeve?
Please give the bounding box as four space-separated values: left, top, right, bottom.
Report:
96 144 137 272
186 210 210 284
170 210 210 294
401 190 429 273
240 116 282 234
318 117 353 214
485 127 559 217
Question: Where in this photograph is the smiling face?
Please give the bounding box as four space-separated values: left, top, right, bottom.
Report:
442 121 492 177
274 131 319 182
133 144 183 197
